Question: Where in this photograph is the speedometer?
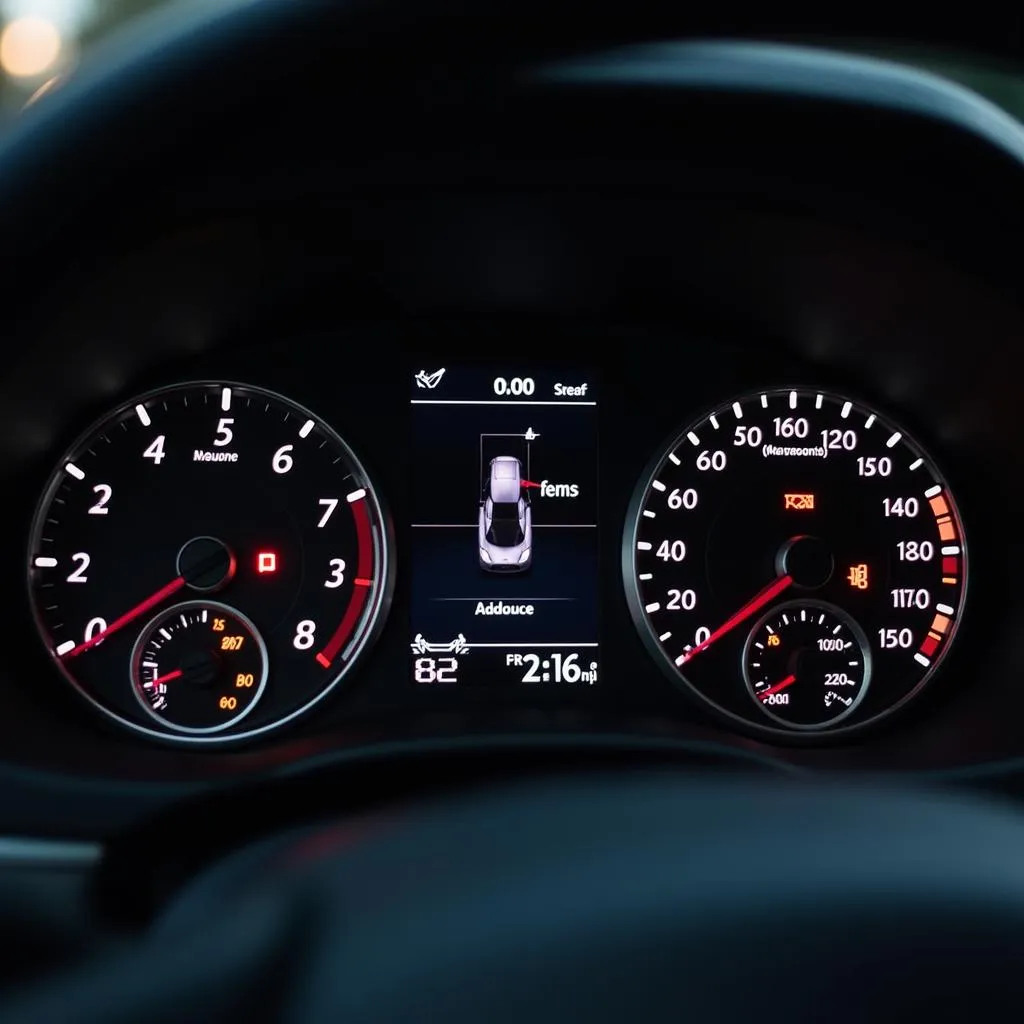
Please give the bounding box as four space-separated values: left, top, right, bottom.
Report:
28 382 393 743
623 388 967 737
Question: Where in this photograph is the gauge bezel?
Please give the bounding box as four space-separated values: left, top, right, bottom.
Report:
741 599 872 731
26 380 395 745
621 385 969 742
130 599 270 734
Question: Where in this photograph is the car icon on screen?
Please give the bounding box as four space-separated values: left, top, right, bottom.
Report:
479 455 532 571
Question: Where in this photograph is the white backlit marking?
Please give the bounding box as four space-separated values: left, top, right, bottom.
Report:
801 609 806 621
643 510 656 518
886 432 902 448
142 662 157 669
760 394 768 408
346 488 367 503
651 480 666 492
789 391 798 409
832 624 843 635
818 614 825 624
668 453 681 465
202 609 208 623
637 541 652 551
941 545 961 555
135 404 151 426
864 414 876 428
180 614 188 628
924 484 942 498
914 652 931 667
159 628 171 640
645 602 661 613
687 432 700 446
755 642 764 650
815 394 823 409
936 603 955 615
65 463 85 480
220 387 231 411
639 573 653 581
765 625 775 634
659 632 672 642
840 401 852 419
849 661 859 666
910 458 924 471
709 415 720 429
782 614 789 624
299 419 315 438
55 640 75 656
732 402 743 419
33 557 57 568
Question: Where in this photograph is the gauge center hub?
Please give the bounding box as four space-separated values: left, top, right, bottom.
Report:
177 536 236 592
776 535 834 589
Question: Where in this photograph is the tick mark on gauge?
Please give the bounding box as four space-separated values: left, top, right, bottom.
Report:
651 480 666 492
840 401 852 418
864 414 876 428
637 541 652 551
732 402 743 419
936 603 955 616
925 484 942 498
346 488 367 503
914 652 931 667
645 602 661 613
353 578 373 587
709 415 720 429
135 404 151 426
789 391 798 409
643 510 656 519
886 432 902 448
639 573 653 581
315 653 331 668
687 432 700 446
221 387 232 411
55 640 75 656
815 394 824 409
659 631 672 642
299 419 315 438
760 394 768 408
33 557 57 568
668 453 681 465
65 463 85 480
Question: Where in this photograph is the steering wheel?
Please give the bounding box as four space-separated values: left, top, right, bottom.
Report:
4 2 1024 1020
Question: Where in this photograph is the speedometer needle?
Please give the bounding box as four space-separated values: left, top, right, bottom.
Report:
60 576 186 660
676 574 793 666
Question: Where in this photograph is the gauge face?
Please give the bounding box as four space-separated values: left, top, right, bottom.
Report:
742 600 871 730
131 600 269 734
28 382 393 743
623 388 967 738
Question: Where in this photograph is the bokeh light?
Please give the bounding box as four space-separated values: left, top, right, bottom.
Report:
0 15 62 77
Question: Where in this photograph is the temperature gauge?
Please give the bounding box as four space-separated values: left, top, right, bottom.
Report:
130 600 268 734
743 600 871 731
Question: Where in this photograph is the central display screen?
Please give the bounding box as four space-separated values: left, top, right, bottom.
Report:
408 365 599 687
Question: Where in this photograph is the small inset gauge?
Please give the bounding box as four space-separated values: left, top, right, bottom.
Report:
743 600 871 731
130 600 268 734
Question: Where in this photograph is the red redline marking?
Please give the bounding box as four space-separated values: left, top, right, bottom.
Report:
920 634 940 658
316 499 374 667
941 556 958 575
353 578 372 587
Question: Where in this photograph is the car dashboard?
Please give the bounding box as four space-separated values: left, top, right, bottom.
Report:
3 32 1024 839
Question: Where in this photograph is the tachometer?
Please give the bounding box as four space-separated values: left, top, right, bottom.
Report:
623 388 967 737
28 382 393 743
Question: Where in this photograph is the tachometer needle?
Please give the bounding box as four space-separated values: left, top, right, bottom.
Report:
151 669 183 687
676 574 793 666
759 674 796 700
60 576 186 659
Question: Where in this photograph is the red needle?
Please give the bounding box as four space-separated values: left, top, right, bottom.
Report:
677 574 793 666
61 576 186 659
759 674 797 700
150 669 183 687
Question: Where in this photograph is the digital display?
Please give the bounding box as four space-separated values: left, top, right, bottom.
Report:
409 365 599 688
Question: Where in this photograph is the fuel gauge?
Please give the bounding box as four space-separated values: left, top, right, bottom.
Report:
130 600 268 734
743 600 871 731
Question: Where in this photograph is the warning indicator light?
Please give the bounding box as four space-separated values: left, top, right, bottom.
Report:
846 564 869 590
784 493 815 511
257 551 278 574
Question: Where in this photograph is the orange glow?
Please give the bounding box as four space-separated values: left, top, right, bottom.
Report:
931 614 951 635
928 495 949 517
0 17 61 78
937 517 956 541
846 564 869 590
784 493 815 511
